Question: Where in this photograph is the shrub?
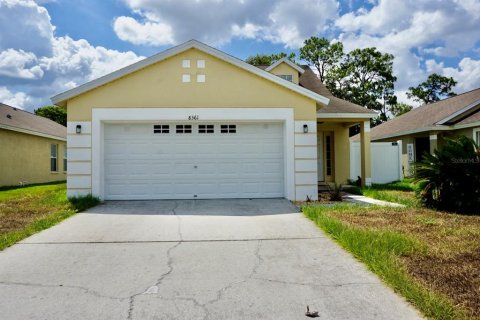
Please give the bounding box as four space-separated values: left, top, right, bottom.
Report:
329 183 343 201
68 194 100 212
414 136 480 214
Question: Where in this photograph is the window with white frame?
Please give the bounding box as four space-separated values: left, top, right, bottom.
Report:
197 60 205 68
50 144 58 172
63 144 67 172
474 128 480 145
153 124 170 134
220 124 236 133
176 124 192 133
182 59 191 68
278 74 293 82
182 74 191 82
197 74 206 83
199 124 214 133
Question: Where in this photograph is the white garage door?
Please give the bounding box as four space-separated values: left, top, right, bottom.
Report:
104 122 284 200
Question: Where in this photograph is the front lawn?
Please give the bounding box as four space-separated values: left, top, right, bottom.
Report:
303 196 480 319
0 182 99 250
360 179 420 207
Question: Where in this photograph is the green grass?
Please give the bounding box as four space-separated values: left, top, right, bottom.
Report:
360 179 421 207
0 182 99 251
303 204 464 320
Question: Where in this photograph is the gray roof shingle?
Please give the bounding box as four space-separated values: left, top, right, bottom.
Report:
0 103 66 140
363 88 480 141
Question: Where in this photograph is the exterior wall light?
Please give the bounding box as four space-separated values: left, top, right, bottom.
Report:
76 124 82 134
303 124 308 133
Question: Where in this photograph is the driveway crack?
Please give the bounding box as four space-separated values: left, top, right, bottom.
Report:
0 281 122 301
127 240 182 320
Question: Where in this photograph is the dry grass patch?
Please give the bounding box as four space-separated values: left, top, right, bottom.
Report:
310 204 480 319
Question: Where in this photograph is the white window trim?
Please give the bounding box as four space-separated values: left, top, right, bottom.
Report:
51 144 58 173
196 74 206 83
473 127 480 145
279 74 293 82
92 108 295 201
63 144 67 173
182 59 190 68
197 60 205 68
182 74 191 82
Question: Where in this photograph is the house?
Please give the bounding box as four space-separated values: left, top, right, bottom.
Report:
51 40 375 201
0 103 67 186
360 88 480 176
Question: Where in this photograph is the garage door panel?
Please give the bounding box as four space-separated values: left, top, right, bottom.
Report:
104 122 284 200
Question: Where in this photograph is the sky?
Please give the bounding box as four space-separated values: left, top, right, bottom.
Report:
0 0 479 112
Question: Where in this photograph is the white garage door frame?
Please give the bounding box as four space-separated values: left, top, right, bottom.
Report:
92 108 295 201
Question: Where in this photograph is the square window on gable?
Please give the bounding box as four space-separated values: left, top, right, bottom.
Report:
182 74 191 82
197 60 205 68
182 59 191 68
197 74 206 83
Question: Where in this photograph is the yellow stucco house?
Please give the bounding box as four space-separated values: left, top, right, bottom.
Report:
51 40 374 201
0 103 67 187
361 88 480 176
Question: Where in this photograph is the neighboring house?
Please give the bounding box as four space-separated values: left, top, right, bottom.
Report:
356 88 480 176
51 40 375 201
0 103 67 187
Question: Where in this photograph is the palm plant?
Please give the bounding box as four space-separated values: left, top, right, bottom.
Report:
414 136 480 214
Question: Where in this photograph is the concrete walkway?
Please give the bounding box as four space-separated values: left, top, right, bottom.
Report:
0 199 420 320
343 194 406 207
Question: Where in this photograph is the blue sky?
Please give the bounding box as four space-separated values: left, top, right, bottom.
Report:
1 0 479 111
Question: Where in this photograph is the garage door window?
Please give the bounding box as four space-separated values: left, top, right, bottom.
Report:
221 124 236 133
153 125 169 134
199 124 214 133
176 124 192 134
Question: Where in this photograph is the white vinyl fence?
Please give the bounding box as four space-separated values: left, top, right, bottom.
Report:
350 141 403 184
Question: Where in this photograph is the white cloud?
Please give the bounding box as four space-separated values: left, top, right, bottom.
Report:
426 58 480 93
0 49 43 79
0 0 143 111
113 0 338 48
0 0 54 56
0 86 32 109
335 0 480 104
113 16 174 46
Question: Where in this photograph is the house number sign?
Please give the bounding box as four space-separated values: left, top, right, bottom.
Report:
188 115 199 120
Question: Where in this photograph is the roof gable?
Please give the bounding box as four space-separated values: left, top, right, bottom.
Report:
265 58 305 74
51 40 329 107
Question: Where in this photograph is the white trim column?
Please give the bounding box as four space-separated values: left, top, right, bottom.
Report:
360 120 372 187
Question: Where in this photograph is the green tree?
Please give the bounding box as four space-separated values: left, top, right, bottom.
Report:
34 105 66 126
245 52 295 65
407 73 457 104
390 102 413 117
325 47 397 121
299 37 344 82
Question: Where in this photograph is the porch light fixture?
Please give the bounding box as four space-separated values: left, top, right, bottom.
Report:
303 124 308 133
76 124 82 134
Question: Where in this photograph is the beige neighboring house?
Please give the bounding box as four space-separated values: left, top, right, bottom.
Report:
0 103 67 187
361 88 480 176
51 40 375 201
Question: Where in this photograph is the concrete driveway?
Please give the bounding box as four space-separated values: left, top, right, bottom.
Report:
0 199 421 320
